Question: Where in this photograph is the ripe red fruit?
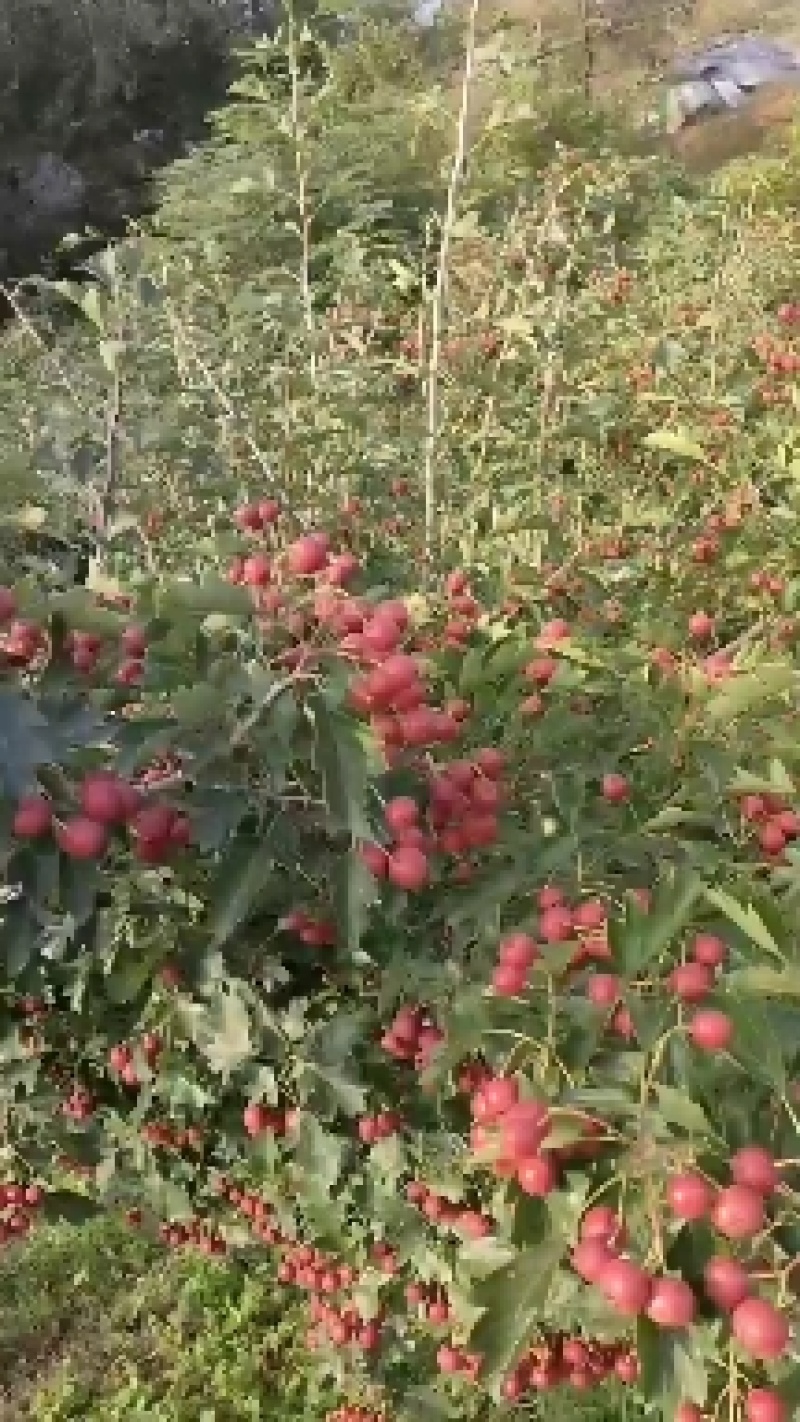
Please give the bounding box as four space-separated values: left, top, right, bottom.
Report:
676 1408 704 1422
243 1103 275 1138
712 1185 765 1240
703 1255 750 1311
491 964 527 996
759 822 788 856
666 1171 715 1221
731 1297 790 1360
498 932 538 970
480 1075 519 1119
668 962 713 1002
360 843 388 877
437 1344 461 1375
731 1146 779 1196
688 611 714 640
120 624 147 658
384 797 419 833
259 499 281 524
475 747 504 778
387 847 429 891
56 816 109 860
689 1009 733 1052
499 1100 549 1161
286 533 329 575
587 973 622 1008
580 1206 626 1248
516 1153 558 1196
601 773 630 804
615 1352 639 1384
746 1389 788 1422
130 803 176 844
571 1239 614 1283
0 587 18 622
539 905 574 942
646 1277 696 1328
12 795 52 839
691 933 727 968
233 501 264 532
597 1258 653 1316
79 773 128 825
242 553 272 586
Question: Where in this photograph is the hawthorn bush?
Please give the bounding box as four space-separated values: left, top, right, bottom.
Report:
3 12 800 1422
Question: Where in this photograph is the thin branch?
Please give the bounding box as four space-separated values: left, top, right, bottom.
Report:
423 0 481 566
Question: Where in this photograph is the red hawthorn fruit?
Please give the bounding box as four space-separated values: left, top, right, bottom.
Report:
703 1255 751 1311
597 1258 653 1316
601 773 630 803
498 932 539 969
646 1277 696 1328
730 1146 779 1196
731 1297 790 1360
712 1184 766 1240
571 1239 615 1282
12 795 53 839
499 1100 550 1161
580 1206 626 1248
79 772 130 825
286 533 330 575
516 1153 558 1196
666 1171 715 1221
56 816 109 860
668 962 713 1002
121 625 147 658
691 933 727 967
746 1389 788 1422
689 1009 733 1052
0 587 17 622
688 611 714 640
386 847 429 891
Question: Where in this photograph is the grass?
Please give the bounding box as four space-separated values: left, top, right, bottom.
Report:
0 1219 315 1420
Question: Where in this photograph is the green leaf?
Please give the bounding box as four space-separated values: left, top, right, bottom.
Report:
294 1115 347 1196
0 900 37 976
0 688 52 797
704 888 785 963
458 645 486 694
653 1085 710 1136
50 588 127 636
104 938 166 1003
43 1191 102 1226
208 844 271 949
297 1061 367 1117
636 1317 708 1410
330 848 376 956
172 683 228 729
397 1387 456 1422
155 576 253 619
723 995 787 1091
310 697 370 841
701 664 795 726
613 870 700 975
468 1235 566 1391
183 986 253 1079
145 1175 194 1221
643 429 707 462
726 966 800 996
459 1237 517 1279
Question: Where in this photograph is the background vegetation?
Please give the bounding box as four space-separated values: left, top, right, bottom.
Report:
2 0 800 1420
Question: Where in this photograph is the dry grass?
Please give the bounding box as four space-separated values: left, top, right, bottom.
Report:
452 0 800 173
669 80 800 170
